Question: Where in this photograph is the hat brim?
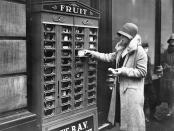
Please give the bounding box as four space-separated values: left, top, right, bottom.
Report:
167 39 174 43
117 31 133 39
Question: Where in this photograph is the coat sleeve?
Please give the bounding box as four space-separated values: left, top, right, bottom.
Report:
121 46 147 78
161 50 167 68
90 51 116 62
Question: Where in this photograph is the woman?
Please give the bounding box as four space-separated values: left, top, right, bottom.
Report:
84 23 147 131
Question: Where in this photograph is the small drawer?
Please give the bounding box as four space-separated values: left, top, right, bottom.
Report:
44 84 55 91
61 89 71 97
61 104 71 112
61 50 72 57
61 58 71 65
44 41 55 49
88 84 96 90
44 100 55 109
44 24 55 32
44 67 55 75
42 13 73 26
74 17 98 27
44 75 55 82
62 81 71 88
61 97 71 104
44 108 55 116
88 98 96 105
74 101 83 108
44 92 55 100
75 79 83 86
74 86 83 93
62 74 71 80
74 94 83 101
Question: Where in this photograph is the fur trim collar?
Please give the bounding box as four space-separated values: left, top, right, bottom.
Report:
122 34 141 57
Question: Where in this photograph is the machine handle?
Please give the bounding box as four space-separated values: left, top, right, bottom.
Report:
53 16 65 23
82 20 92 25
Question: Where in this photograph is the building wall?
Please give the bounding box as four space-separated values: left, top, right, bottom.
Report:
112 0 156 64
79 0 90 6
0 0 27 114
161 0 173 53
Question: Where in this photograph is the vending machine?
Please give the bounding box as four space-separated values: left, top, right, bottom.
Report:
30 1 100 131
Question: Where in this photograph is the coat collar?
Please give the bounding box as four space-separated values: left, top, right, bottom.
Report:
115 34 141 68
121 34 141 58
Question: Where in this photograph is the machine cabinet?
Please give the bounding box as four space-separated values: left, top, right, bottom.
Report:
31 1 100 131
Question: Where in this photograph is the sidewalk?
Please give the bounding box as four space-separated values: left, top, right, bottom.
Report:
101 102 174 131
103 117 174 131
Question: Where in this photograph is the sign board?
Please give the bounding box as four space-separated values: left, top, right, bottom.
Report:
43 1 100 18
51 116 94 131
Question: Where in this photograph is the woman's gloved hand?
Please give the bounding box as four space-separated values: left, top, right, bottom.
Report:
108 68 122 76
78 49 93 57
82 49 94 57
84 49 93 56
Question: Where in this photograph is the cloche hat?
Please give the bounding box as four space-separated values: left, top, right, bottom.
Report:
117 23 138 39
167 33 174 43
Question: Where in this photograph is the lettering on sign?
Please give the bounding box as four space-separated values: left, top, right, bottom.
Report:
51 116 94 131
43 2 99 18
60 4 87 15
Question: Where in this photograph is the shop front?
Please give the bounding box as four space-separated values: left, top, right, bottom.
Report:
0 0 100 131
0 0 173 131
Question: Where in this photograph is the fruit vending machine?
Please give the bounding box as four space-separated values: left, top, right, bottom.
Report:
30 1 100 131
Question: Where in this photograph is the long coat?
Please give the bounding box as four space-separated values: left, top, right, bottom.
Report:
91 38 147 131
160 47 174 103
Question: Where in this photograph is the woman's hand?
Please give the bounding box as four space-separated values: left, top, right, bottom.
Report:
78 49 93 57
108 68 122 76
83 49 93 56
